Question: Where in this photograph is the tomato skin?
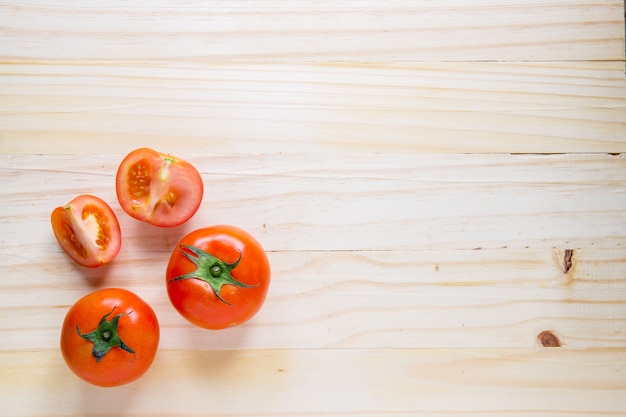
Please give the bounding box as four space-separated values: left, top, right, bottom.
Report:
166 225 271 330
50 195 122 268
115 148 203 227
60 288 160 387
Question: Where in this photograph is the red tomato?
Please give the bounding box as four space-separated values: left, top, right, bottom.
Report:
166 225 271 330
60 288 160 387
50 195 122 268
115 148 203 227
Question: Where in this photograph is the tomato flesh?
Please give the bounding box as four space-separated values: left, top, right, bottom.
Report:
60 288 160 387
166 225 271 330
50 195 121 268
116 148 203 227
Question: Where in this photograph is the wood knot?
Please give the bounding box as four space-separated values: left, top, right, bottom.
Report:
552 248 577 285
562 249 574 274
537 330 561 347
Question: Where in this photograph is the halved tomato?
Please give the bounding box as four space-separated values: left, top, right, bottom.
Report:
50 195 122 268
115 148 203 227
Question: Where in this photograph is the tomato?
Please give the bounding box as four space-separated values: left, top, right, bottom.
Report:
60 288 160 387
166 225 271 330
50 195 122 268
115 148 203 227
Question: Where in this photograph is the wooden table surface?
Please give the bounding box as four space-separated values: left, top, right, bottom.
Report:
1 2 625 416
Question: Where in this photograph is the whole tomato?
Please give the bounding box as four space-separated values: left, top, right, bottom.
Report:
166 225 271 330
60 288 160 387
115 148 203 227
50 194 121 268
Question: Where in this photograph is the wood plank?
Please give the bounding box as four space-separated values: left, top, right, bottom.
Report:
1 1 622 62
0 246 626 350
1 153 624 251
2 249 625 351
1 348 624 416
2 61 625 154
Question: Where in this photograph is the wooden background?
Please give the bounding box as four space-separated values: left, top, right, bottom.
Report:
1 1 625 416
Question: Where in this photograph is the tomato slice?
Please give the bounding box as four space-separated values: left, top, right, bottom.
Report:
115 148 203 227
50 195 122 268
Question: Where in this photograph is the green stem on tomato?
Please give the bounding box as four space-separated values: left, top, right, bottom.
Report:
76 307 135 362
169 244 256 305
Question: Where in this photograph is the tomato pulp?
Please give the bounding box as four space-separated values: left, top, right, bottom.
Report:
116 148 203 227
50 194 122 268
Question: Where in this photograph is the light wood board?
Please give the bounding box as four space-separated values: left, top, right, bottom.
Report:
1 1 625 416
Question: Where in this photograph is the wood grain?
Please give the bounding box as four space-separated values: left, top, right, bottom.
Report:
2 61 625 153
1 1 622 62
3 247 626 351
2 153 624 251
2 349 625 416
1 154 624 353
1 1 625 416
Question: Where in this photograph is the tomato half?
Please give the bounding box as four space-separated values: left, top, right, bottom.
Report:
115 148 203 227
60 288 160 387
166 225 271 330
50 195 122 268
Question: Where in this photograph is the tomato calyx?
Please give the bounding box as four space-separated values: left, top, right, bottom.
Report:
169 244 256 305
76 307 135 363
